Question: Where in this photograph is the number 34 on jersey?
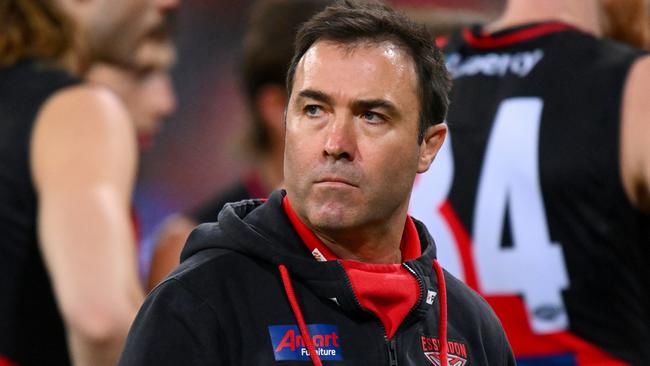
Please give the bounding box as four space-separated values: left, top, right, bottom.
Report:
410 97 569 335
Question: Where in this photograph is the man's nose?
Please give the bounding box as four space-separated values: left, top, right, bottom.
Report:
323 113 356 161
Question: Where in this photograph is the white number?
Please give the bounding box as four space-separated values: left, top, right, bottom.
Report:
473 98 567 334
411 98 569 334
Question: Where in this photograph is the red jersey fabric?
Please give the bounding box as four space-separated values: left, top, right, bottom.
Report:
281 196 421 338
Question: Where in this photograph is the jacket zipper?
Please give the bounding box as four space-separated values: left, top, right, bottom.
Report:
402 263 426 322
338 261 430 366
388 338 399 366
338 261 398 366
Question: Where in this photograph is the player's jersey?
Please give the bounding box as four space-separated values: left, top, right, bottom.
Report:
190 172 267 224
0 59 79 365
410 22 650 365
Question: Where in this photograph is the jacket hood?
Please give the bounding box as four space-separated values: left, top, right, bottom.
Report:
179 189 451 366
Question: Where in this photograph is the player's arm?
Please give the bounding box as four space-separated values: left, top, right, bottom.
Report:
31 85 144 366
147 214 196 290
621 55 650 211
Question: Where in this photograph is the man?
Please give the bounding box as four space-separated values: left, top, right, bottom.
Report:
147 0 330 290
0 0 176 365
119 1 515 365
409 0 650 364
87 43 177 269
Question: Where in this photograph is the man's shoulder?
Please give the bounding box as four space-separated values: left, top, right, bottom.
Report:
442 269 503 329
441 269 512 358
167 247 253 287
157 236 267 301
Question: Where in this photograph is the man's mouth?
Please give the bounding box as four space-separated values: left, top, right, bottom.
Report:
315 177 358 187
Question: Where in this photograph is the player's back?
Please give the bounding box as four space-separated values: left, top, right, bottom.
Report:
410 22 650 365
0 59 78 365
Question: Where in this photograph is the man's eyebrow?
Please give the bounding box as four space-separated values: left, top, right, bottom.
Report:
352 99 400 117
297 89 333 105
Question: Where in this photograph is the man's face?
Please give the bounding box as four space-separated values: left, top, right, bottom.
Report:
87 37 177 150
284 40 437 235
89 65 176 149
86 0 178 67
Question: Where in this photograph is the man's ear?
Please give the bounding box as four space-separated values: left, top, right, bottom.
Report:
417 123 447 173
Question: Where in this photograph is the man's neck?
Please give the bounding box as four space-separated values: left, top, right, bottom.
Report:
311 214 407 264
486 0 603 37
282 195 415 264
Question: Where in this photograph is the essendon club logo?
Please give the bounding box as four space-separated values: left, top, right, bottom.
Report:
421 336 469 366
268 324 343 361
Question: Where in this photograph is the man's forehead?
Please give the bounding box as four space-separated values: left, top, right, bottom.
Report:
301 39 412 67
294 39 418 96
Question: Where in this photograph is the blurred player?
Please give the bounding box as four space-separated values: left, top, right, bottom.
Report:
0 0 176 365
147 0 330 290
409 0 650 364
87 43 177 150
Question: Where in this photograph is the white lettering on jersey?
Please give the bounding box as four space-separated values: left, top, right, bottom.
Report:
410 98 569 335
446 50 544 78
473 98 568 333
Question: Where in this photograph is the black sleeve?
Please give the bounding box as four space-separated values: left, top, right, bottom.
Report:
480 299 516 366
118 279 223 365
190 182 250 224
497 324 516 366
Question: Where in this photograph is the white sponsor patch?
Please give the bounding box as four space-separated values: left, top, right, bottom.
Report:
311 248 327 262
426 290 437 305
446 49 544 78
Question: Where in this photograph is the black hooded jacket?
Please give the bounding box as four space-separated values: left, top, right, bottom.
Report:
119 191 515 365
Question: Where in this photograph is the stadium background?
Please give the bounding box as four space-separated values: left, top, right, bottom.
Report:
134 0 505 271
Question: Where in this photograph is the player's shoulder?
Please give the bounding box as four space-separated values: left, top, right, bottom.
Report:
32 83 135 157
627 54 650 80
39 83 131 129
624 54 650 99
589 36 647 66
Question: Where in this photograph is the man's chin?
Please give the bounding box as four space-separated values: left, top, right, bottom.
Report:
310 218 355 236
306 202 359 231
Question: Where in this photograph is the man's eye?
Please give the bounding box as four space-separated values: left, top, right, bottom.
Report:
361 111 385 123
305 105 323 117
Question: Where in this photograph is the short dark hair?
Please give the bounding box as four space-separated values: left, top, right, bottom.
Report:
241 0 331 155
286 0 451 142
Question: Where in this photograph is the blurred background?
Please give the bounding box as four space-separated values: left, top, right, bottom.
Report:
134 0 506 269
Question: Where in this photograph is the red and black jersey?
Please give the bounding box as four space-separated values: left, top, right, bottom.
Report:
190 172 267 224
410 22 650 365
0 60 79 365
